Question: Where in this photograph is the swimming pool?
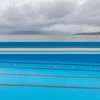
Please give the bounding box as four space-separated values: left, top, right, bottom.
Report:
0 54 100 100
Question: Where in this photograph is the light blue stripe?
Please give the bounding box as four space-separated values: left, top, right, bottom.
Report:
0 50 99 54
0 51 99 54
0 51 100 52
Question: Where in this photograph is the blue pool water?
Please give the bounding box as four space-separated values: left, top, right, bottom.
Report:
0 54 100 100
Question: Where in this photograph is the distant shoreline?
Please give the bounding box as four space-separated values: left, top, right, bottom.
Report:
0 34 99 42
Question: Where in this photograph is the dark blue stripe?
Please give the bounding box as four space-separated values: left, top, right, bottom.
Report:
0 54 100 64
0 42 100 48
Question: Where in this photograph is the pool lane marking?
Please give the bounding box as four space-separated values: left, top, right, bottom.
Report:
0 73 100 79
0 84 100 90
0 48 100 51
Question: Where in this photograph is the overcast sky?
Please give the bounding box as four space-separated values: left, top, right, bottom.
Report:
0 0 100 34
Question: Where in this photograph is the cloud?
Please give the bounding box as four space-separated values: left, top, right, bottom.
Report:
41 24 100 34
0 0 100 34
71 0 100 25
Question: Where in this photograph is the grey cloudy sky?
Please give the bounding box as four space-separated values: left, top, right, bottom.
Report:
0 0 100 34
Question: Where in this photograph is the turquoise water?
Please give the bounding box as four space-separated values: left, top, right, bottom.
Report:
0 42 100 99
0 59 100 100
0 54 100 100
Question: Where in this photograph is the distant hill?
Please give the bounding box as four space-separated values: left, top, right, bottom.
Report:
74 32 100 35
